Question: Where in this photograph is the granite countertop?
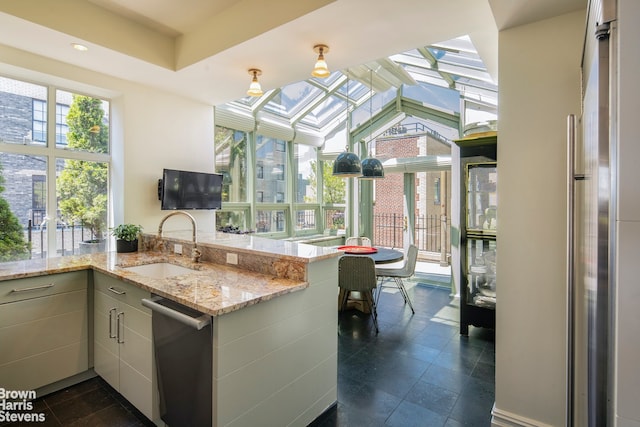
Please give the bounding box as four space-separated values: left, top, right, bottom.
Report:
0 251 308 316
153 230 340 262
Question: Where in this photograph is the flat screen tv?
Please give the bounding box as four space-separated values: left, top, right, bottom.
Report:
159 168 223 210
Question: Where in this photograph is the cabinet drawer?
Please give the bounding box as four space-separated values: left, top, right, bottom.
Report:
0 271 87 304
94 272 151 313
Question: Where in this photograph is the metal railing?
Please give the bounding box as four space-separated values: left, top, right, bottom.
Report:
373 213 451 255
24 220 100 259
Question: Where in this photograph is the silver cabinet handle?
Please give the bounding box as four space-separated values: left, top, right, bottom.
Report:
108 308 117 339
116 312 124 343
11 283 54 293
108 286 126 295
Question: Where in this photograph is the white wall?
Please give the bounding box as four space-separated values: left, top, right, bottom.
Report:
494 11 583 426
615 0 640 425
118 88 215 232
0 44 216 235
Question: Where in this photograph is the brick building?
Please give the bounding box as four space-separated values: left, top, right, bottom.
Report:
372 125 452 255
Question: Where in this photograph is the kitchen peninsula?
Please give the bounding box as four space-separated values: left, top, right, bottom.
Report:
0 232 341 427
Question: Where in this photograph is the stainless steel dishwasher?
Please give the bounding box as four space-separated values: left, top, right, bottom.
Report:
141 295 212 426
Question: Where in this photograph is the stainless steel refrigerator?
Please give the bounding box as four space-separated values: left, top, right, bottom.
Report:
568 0 616 425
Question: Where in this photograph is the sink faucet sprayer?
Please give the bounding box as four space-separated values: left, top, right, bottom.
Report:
157 211 201 263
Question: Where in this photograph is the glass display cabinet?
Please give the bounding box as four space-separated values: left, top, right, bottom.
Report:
455 132 497 335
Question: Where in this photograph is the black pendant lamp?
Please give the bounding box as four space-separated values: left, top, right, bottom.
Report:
333 150 362 177
333 78 362 177
360 68 385 179
360 156 384 179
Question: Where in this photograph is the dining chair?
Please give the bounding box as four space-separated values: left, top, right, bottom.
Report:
375 244 418 314
344 236 372 246
338 255 379 333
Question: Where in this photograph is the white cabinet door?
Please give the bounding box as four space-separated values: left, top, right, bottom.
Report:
0 271 88 391
93 272 156 422
93 288 120 389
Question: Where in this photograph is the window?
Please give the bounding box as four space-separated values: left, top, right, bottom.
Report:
56 90 109 152
31 175 46 225
276 211 285 231
56 104 69 145
256 209 287 234
257 191 264 202
215 210 249 231
32 99 46 143
214 126 247 203
295 209 316 231
0 75 111 262
276 192 284 203
294 144 317 203
255 136 287 204
276 140 285 152
434 177 441 205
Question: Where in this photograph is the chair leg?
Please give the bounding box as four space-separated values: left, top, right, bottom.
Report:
394 278 415 314
364 290 379 334
374 278 384 306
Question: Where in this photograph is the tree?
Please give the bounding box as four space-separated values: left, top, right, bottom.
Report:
0 164 30 261
308 160 346 204
57 95 108 240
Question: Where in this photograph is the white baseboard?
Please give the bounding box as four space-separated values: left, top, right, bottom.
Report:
491 403 554 427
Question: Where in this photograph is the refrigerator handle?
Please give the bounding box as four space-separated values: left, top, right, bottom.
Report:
566 113 576 427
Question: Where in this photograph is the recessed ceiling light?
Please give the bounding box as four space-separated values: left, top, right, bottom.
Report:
71 43 88 52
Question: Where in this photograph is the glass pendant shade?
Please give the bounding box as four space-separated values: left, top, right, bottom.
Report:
247 79 263 97
312 58 330 78
332 151 361 177
360 156 385 179
247 69 263 97
311 44 330 78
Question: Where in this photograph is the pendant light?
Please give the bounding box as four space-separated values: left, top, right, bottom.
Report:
333 78 361 177
360 68 385 179
311 44 330 78
246 69 264 97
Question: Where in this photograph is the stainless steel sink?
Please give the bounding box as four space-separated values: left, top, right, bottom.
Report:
122 263 196 279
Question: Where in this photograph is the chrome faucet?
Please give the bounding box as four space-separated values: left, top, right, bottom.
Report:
157 211 201 263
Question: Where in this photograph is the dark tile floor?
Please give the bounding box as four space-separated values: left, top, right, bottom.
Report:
2 281 493 427
312 281 495 427
0 376 154 427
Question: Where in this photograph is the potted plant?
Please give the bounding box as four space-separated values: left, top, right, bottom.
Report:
111 224 143 253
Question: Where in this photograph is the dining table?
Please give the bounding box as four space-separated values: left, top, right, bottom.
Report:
336 246 404 264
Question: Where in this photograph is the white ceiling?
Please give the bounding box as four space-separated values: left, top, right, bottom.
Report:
0 0 585 106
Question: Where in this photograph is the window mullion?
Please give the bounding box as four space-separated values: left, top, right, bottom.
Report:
286 140 294 236
46 86 58 257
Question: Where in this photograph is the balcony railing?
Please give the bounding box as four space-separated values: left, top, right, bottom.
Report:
24 220 102 259
373 213 450 257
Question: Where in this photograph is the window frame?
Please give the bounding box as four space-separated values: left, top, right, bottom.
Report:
1 76 112 260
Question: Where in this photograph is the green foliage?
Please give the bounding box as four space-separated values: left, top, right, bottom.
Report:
0 165 30 261
57 95 108 239
110 224 143 242
308 160 346 204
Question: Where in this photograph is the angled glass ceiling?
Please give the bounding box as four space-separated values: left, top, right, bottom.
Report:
216 35 497 147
